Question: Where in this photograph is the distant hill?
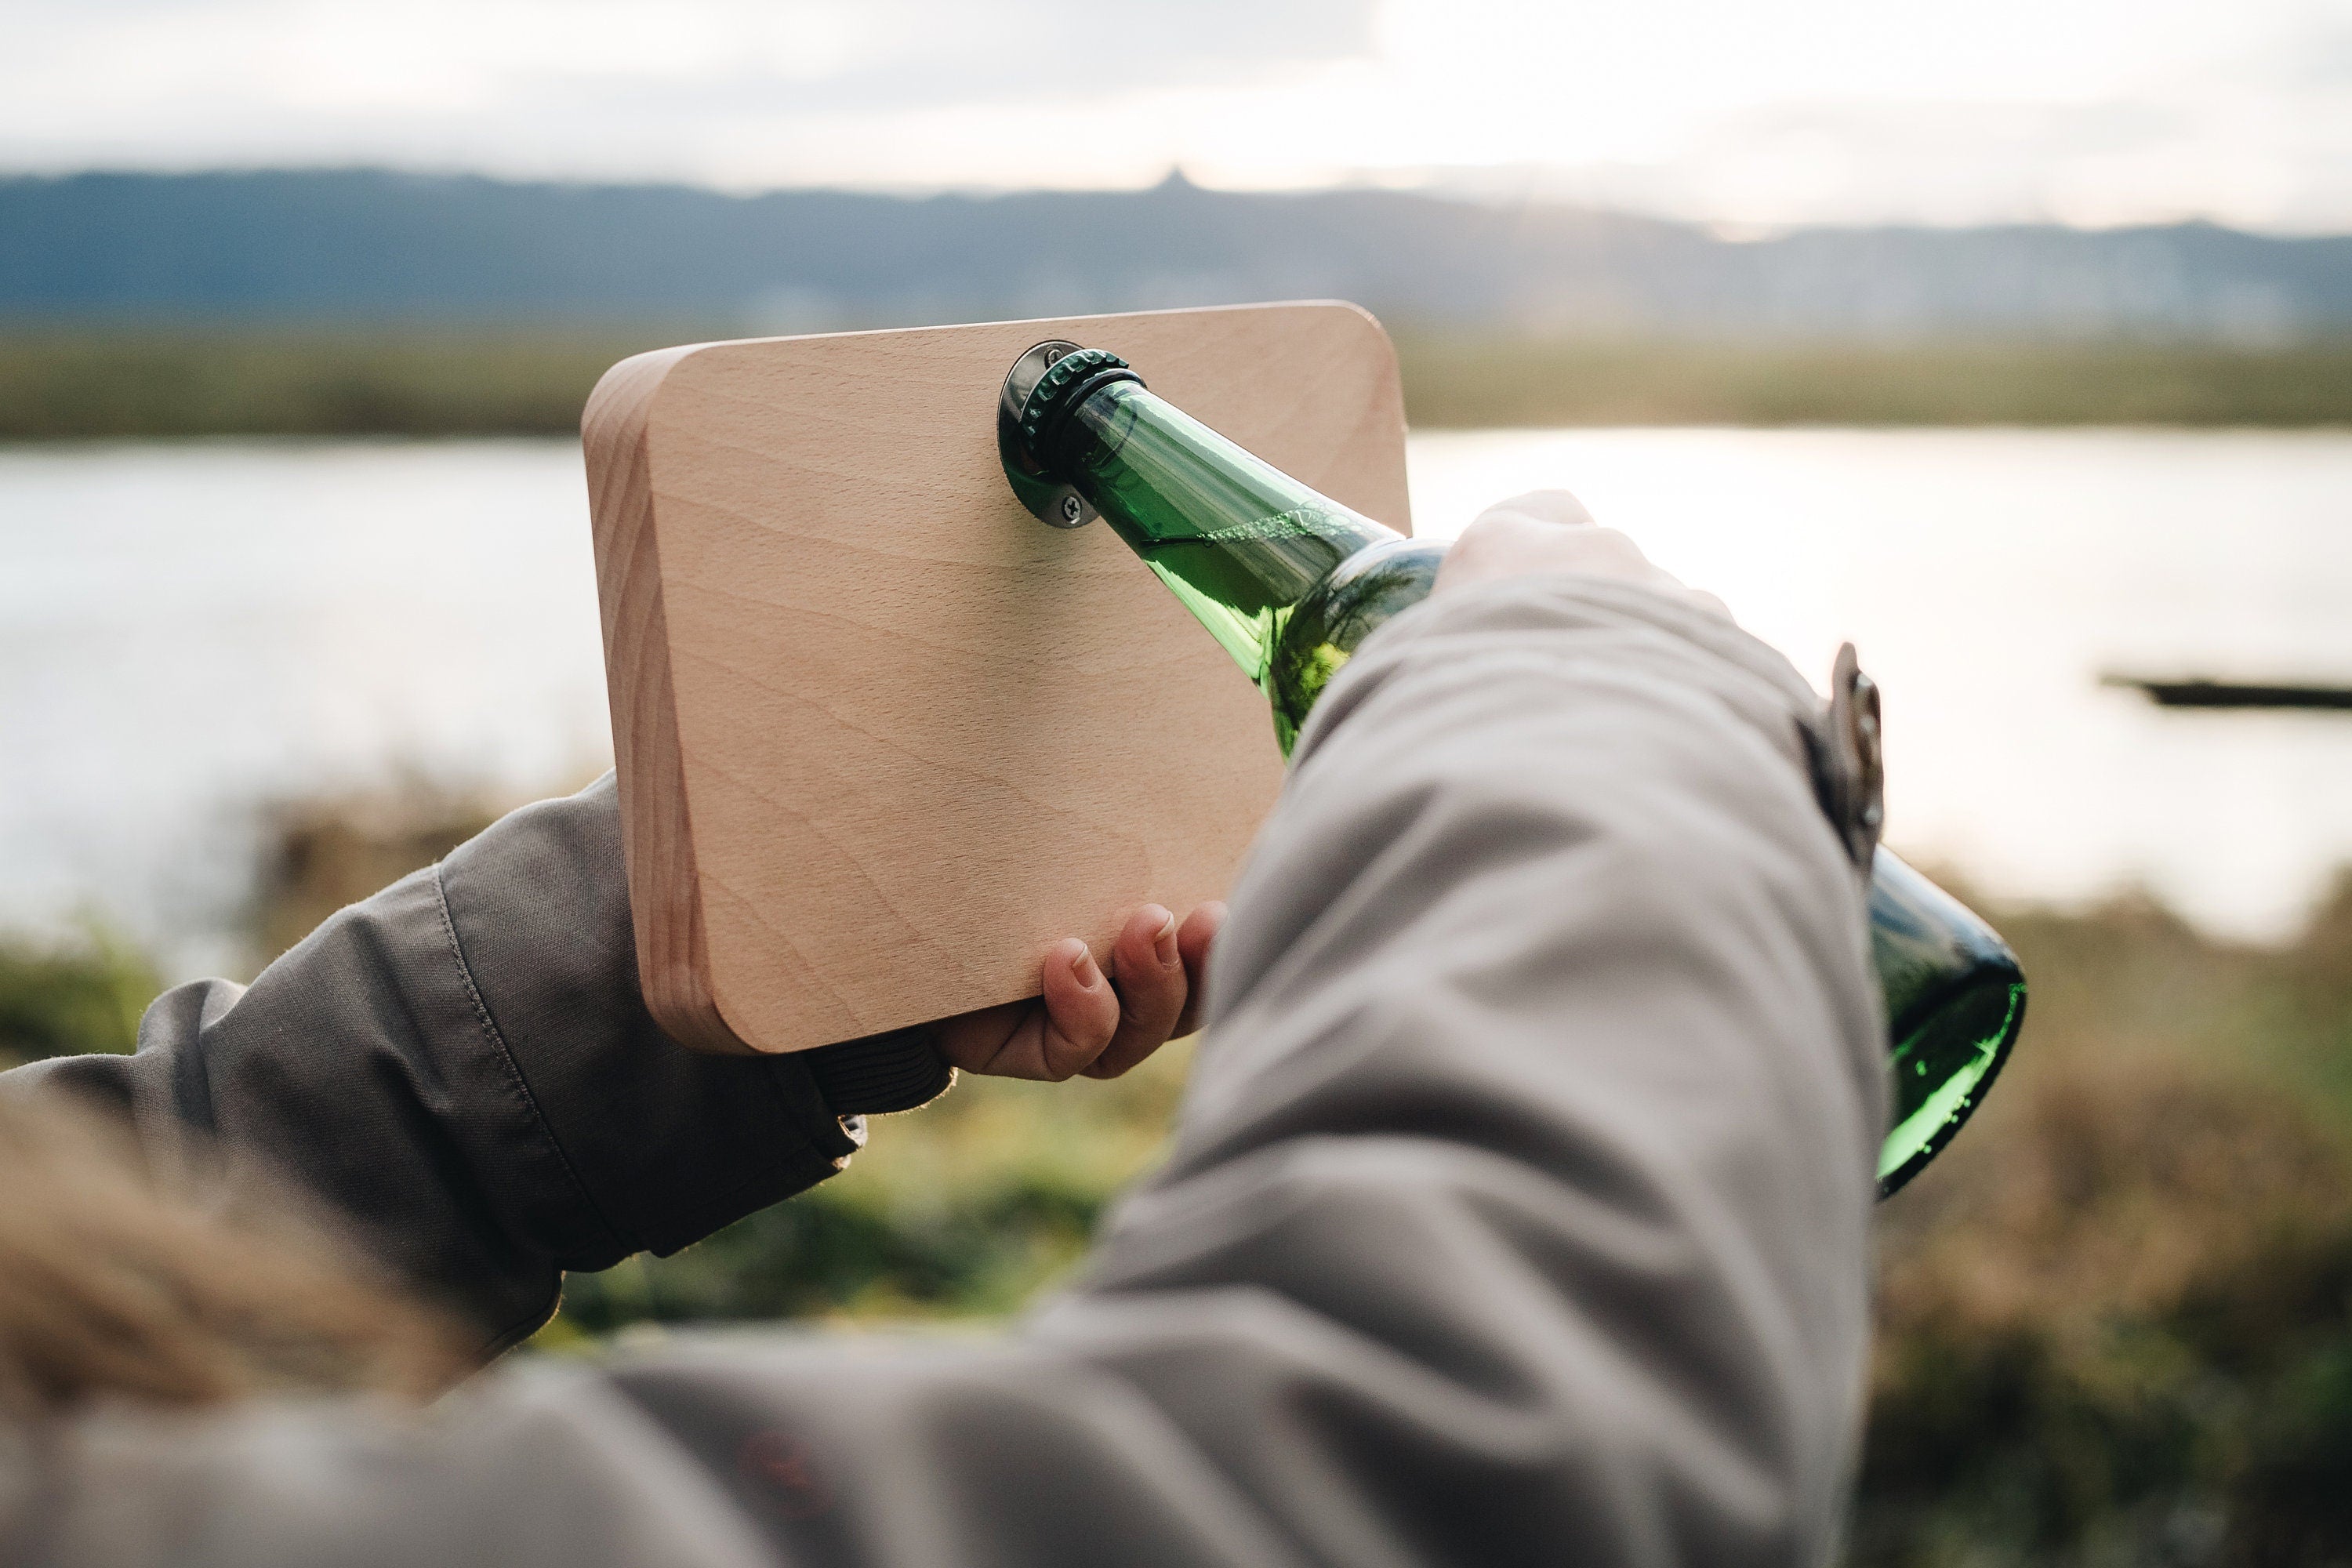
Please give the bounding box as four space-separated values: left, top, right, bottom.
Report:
4 168 2350 339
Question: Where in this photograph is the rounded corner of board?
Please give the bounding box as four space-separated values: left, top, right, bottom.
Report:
582 342 722 446
641 957 765 1057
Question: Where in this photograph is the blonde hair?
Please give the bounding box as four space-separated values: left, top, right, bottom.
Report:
0 1094 468 1415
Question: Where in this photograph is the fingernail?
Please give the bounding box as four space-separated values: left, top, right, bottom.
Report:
1070 945 1102 988
1149 908 1178 964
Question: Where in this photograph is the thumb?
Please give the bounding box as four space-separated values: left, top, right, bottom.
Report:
1465 488 1599 531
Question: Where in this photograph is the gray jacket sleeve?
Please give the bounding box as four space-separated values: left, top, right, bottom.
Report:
1 775 948 1353
19 579 1886 1568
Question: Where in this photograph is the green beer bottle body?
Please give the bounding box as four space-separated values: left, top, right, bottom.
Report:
1004 344 2021 1194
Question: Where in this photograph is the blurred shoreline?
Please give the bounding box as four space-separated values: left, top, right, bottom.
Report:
2 329 2350 439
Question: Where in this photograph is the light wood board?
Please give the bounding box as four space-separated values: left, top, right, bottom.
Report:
583 301 1411 1054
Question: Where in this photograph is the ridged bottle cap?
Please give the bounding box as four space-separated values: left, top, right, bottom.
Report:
1016 347 1139 470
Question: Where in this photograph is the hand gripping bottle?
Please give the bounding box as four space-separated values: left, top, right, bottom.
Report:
1000 343 2023 1194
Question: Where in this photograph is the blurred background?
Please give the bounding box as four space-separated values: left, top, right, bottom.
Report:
5 2 2352 1561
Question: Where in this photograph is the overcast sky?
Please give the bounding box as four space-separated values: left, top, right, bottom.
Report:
7 0 2350 231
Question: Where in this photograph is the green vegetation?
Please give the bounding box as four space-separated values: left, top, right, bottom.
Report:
540 875 2352 1566
0 928 158 1067
552 1042 1192 1335
6 792 2352 1562
1396 334 2352 429
2 329 2350 437
1859 887 2352 1566
0 330 671 440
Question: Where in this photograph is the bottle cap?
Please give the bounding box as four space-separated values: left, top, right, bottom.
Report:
1013 347 1144 477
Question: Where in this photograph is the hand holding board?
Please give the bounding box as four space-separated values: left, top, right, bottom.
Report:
583 302 1411 1054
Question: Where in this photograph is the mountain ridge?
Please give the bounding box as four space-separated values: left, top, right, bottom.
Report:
5 168 2348 339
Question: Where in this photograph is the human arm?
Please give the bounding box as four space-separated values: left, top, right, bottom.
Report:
24 554 1885 1567
2 775 862 1353
0 774 1213 1356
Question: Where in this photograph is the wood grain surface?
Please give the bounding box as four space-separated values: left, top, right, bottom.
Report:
583 302 1411 1054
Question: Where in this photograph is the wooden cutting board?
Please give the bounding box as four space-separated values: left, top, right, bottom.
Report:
583 301 1411 1055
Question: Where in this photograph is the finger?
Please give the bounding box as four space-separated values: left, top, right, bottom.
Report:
1083 905 1188 1080
931 996 1027 1075
1170 901 1226 1039
1030 937 1121 1080
934 939 1119 1080
1440 514 1648 590
1471 488 1598 530
1437 499 1729 623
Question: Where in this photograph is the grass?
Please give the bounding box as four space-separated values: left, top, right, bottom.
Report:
2 328 2350 438
0 329 670 440
535 872 2352 1566
1394 335 2352 430
6 793 2352 1563
1859 884 2352 1566
551 1040 1194 1335
0 927 158 1067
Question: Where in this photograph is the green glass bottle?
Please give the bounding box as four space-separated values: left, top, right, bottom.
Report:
1000 342 2022 1195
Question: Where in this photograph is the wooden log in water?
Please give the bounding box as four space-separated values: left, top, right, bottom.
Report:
2103 675 2352 710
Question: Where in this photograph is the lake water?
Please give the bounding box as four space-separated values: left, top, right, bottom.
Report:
4 429 2350 972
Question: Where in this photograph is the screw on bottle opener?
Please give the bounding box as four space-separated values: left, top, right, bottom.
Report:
997 339 1098 529
1814 642 1886 872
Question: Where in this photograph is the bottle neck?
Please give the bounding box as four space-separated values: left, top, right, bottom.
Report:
1052 379 1399 683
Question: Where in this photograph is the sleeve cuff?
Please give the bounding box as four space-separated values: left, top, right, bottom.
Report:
434 777 859 1271
800 1030 956 1116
